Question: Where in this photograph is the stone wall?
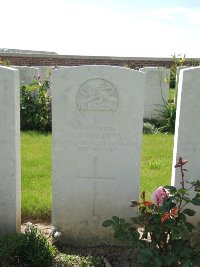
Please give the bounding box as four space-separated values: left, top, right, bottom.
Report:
0 52 196 68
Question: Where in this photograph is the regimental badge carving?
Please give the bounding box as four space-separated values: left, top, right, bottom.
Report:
76 78 119 112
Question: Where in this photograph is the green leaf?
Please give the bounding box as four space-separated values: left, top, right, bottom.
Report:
178 188 189 195
150 214 161 224
197 221 200 229
179 213 187 222
131 216 141 224
165 255 178 265
191 198 200 206
182 209 196 216
193 180 200 191
185 221 195 231
114 231 128 241
163 219 176 228
119 218 126 224
182 196 191 203
131 229 140 240
102 220 114 227
171 227 182 239
154 257 163 267
161 198 176 211
112 216 120 222
193 255 200 266
182 259 194 267
164 185 177 194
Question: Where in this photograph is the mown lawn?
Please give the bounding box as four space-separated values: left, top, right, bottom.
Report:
21 131 52 221
21 131 174 222
140 134 174 198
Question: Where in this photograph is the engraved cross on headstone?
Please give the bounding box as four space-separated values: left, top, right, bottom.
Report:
77 156 115 216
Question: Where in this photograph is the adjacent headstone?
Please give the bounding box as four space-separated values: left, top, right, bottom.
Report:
174 66 188 104
35 66 65 97
0 66 21 233
139 67 170 120
52 65 146 245
12 66 39 86
35 66 53 81
176 66 188 83
35 66 54 96
172 67 200 222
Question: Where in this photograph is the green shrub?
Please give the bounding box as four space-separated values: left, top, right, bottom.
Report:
169 70 176 89
0 227 56 267
0 59 10 66
20 78 52 131
170 53 186 89
154 102 176 133
143 122 159 134
55 254 101 267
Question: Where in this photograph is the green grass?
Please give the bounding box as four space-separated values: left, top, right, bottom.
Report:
140 134 174 199
169 88 175 103
21 131 174 222
21 131 52 222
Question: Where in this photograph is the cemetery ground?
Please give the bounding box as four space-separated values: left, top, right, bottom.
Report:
1 62 200 266
19 131 173 266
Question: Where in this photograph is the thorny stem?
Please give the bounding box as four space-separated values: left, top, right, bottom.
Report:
178 162 185 216
180 160 185 188
179 184 195 212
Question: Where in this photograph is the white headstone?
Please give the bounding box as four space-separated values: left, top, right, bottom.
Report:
139 67 170 120
176 66 188 83
12 66 39 86
35 66 67 82
172 67 200 222
52 65 145 244
0 66 21 233
174 66 188 104
35 66 54 96
35 66 53 81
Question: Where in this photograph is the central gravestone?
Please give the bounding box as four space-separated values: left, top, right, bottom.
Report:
52 66 145 244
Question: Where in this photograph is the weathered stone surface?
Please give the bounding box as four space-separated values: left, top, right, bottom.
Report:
12 66 39 86
172 67 200 222
140 67 170 119
52 65 145 245
35 66 54 81
0 66 21 234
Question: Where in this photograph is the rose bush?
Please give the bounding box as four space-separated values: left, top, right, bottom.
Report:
103 157 200 267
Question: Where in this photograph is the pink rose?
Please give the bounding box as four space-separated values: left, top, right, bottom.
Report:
151 187 169 206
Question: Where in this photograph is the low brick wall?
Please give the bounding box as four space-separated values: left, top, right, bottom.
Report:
0 53 196 68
